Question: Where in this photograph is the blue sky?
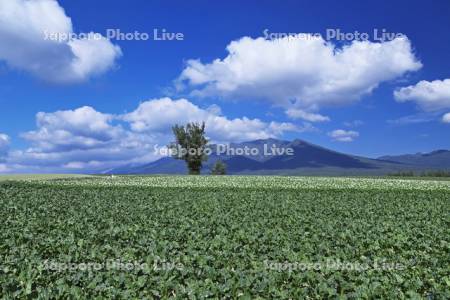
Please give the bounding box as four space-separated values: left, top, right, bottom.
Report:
0 0 449 172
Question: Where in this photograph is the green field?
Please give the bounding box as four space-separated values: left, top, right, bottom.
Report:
1 176 449 299
0 174 92 181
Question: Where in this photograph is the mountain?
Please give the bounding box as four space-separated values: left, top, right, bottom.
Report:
378 150 450 169
118 157 186 174
103 138 450 175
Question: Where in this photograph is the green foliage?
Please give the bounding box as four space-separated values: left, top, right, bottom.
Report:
170 122 208 175
420 170 450 177
0 177 449 298
211 160 227 175
387 171 415 177
388 170 450 177
0 174 91 181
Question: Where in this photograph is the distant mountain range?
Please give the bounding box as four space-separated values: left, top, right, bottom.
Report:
104 139 450 175
378 150 450 169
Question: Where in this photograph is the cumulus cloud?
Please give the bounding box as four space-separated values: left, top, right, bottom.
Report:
0 133 10 158
0 164 11 173
2 98 304 172
21 106 121 152
0 0 121 83
178 35 421 121
328 129 359 142
394 79 450 111
9 106 155 172
442 113 450 123
286 108 330 122
122 97 305 142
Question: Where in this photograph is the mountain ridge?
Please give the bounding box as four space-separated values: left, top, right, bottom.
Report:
104 139 450 175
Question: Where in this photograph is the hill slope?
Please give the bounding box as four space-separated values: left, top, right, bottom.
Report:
104 138 440 175
378 150 450 169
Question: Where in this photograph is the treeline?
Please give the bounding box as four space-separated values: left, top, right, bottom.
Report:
387 170 450 177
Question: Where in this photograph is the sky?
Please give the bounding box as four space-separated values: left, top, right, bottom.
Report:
0 0 449 173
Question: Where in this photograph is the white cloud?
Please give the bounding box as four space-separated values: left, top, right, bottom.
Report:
394 79 450 111
286 108 330 122
3 98 304 172
442 112 450 123
0 0 121 83
0 133 10 158
328 129 359 142
21 106 121 152
178 35 421 120
387 112 437 125
0 164 11 173
122 97 304 142
8 106 155 172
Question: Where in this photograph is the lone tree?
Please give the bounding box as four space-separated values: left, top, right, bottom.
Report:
211 160 227 175
170 122 208 175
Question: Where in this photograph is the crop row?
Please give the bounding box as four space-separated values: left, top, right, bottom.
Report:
0 179 449 298
35 175 450 191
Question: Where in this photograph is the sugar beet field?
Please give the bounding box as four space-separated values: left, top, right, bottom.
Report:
0 176 449 299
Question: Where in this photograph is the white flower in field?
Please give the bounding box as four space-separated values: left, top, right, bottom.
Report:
40 175 450 191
